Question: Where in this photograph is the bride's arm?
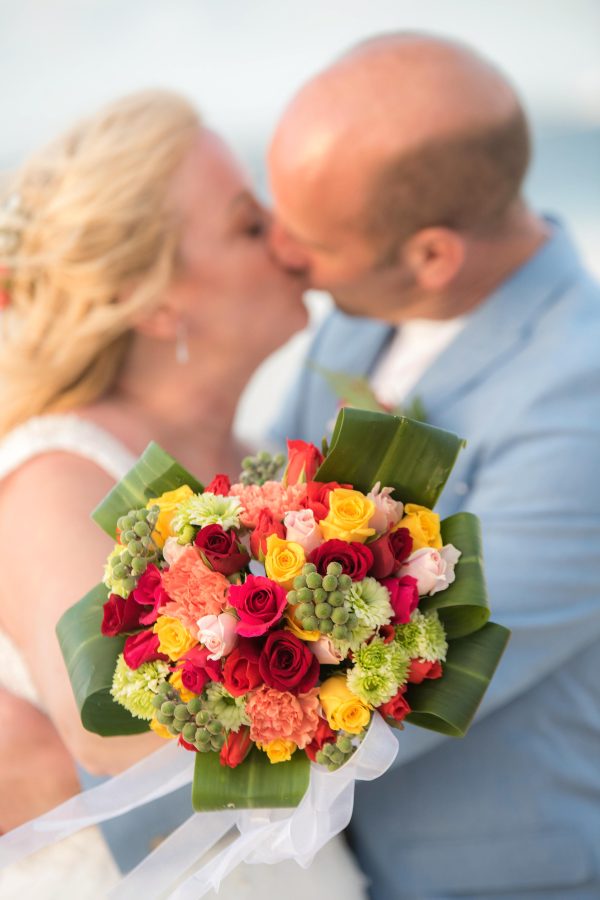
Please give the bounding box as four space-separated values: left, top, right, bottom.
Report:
0 452 165 777
0 687 81 830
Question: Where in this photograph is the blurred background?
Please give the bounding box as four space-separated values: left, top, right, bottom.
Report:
1 0 599 445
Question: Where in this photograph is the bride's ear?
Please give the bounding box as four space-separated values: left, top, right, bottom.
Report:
131 304 180 341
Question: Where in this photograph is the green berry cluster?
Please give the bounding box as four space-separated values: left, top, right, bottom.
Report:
107 506 160 593
315 732 357 771
151 683 225 752
287 562 357 641
239 451 285 486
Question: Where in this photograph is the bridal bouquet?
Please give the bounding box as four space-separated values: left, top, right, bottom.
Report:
56 408 509 814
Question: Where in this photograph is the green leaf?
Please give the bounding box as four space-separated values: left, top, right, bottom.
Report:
403 621 511 737
56 584 149 736
311 364 390 413
420 512 490 640
192 747 310 811
92 441 203 539
315 408 466 509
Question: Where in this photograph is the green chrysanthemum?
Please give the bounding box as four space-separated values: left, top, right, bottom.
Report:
172 492 243 532
111 654 170 720
204 683 250 732
347 577 393 629
394 609 448 662
346 665 397 707
353 637 391 672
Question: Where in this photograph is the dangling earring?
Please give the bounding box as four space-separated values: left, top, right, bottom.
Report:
175 320 189 365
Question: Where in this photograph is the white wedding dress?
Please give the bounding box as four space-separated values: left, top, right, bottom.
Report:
0 415 368 900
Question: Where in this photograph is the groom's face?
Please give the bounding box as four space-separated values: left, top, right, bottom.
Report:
268 148 418 323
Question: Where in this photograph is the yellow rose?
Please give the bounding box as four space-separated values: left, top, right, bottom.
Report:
146 485 195 548
320 488 376 544
150 715 175 740
153 615 197 661
168 667 196 702
285 608 320 642
264 534 306 589
263 739 297 764
319 675 371 735
397 503 442 550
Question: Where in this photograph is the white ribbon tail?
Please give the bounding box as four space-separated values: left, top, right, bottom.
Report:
0 712 398 900
0 741 194 868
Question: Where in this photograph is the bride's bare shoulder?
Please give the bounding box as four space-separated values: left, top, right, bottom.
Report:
0 450 116 524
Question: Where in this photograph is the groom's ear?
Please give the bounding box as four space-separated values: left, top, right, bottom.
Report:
402 227 466 290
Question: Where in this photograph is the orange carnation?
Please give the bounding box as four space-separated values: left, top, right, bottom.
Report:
161 546 229 632
245 685 320 749
228 481 307 528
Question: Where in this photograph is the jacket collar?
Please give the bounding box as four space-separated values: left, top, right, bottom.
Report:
406 219 584 416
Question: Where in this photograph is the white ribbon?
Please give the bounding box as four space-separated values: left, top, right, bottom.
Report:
0 741 194 866
0 713 398 899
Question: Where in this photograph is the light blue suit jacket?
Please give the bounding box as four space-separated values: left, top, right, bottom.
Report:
272 221 600 899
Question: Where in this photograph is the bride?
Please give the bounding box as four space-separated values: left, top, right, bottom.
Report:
0 91 367 898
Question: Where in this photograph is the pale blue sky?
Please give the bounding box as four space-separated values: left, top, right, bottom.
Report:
1 0 599 163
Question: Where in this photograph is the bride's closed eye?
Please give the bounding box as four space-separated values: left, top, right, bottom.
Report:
228 191 269 240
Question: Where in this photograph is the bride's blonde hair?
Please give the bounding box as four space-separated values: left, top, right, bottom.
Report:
0 89 200 437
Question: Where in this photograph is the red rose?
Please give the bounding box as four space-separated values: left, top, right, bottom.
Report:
228 575 287 638
304 717 337 762
309 539 374 581
390 528 413 564
249 509 285 561
408 659 443 684
101 593 144 636
383 575 420 624
131 564 170 626
194 524 250 576
258 631 320 695
379 686 411 723
379 624 396 644
178 645 223 694
220 726 252 768
284 440 324 486
123 630 167 669
303 481 351 521
223 639 263 696
205 474 231 496
368 528 414 579
368 535 397 579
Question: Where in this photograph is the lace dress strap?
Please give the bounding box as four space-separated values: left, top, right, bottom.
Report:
0 414 136 483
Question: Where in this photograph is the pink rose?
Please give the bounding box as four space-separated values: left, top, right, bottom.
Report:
197 612 239 660
383 576 420 624
398 544 461 596
367 482 404 533
309 635 343 665
162 537 188 568
284 508 323 555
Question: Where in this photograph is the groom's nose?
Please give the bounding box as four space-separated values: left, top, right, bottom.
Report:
268 221 311 276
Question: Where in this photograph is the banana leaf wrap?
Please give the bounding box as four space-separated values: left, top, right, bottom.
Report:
57 409 509 811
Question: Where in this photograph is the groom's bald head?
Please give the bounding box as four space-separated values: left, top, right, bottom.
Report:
268 33 534 319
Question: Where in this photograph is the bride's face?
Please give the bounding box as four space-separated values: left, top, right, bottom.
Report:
167 129 307 364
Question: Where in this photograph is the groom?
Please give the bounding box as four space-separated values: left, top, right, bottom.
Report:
268 34 600 899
